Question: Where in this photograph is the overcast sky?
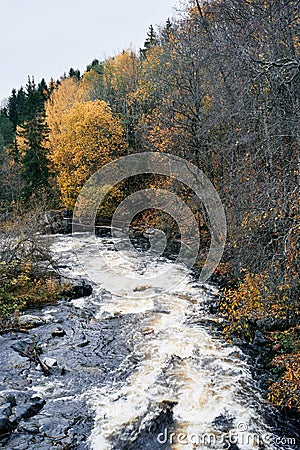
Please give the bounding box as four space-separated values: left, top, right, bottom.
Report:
0 0 180 102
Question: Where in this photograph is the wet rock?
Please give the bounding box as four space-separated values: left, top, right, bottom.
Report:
0 415 13 436
0 393 17 407
38 416 71 435
154 309 170 314
43 210 72 234
12 405 27 422
0 403 12 417
12 398 45 422
188 317 223 328
8 442 29 450
18 421 40 434
133 285 152 292
213 413 235 432
11 338 39 355
232 337 245 346
5 379 29 390
59 435 75 447
63 280 93 299
37 357 65 376
159 399 178 411
18 315 46 328
253 331 271 347
2 434 31 450
141 327 154 335
76 339 90 348
74 331 90 348
113 398 176 450
51 327 66 337
42 357 58 368
11 339 47 374
209 300 219 314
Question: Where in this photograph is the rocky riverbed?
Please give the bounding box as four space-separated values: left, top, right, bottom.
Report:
0 288 139 449
0 235 299 450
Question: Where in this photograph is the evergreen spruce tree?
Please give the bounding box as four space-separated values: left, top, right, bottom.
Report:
86 59 101 72
16 87 26 125
17 77 50 197
0 133 4 159
7 89 19 130
0 109 14 150
140 25 159 59
38 78 49 106
68 68 81 80
161 18 173 44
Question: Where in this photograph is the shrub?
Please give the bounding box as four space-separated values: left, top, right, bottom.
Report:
0 206 65 329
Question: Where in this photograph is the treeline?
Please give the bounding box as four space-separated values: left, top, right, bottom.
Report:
0 0 299 411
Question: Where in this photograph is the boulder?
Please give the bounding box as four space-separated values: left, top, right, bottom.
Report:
253 331 271 347
43 210 72 234
18 315 46 328
42 357 58 368
0 415 13 437
63 280 93 299
12 398 45 422
51 328 66 338
0 404 12 417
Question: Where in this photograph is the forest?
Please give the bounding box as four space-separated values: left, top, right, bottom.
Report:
0 0 299 417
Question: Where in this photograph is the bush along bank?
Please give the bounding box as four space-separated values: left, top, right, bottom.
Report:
219 269 300 416
0 260 65 332
0 208 68 332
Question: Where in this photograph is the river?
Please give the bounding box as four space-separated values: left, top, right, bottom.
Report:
0 234 299 449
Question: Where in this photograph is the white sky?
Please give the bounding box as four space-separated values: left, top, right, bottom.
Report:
0 0 181 102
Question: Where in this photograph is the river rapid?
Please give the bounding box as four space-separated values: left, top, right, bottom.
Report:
0 234 299 450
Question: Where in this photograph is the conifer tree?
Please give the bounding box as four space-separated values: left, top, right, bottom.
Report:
7 89 19 130
16 77 50 197
16 87 26 125
140 25 159 59
68 68 81 80
0 110 14 151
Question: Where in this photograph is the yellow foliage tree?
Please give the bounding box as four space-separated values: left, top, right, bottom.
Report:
45 77 79 153
76 50 138 104
103 50 138 98
76 69 103 102
48 100 127 208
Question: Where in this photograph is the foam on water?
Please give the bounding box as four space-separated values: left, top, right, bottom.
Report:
51 235 278 450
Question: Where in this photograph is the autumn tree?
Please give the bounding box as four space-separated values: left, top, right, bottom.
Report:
48 100 128 208
0 154 25 203
45 77 79 154
78 50 139 147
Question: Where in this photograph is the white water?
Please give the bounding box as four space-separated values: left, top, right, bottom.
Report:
51 235 278 450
